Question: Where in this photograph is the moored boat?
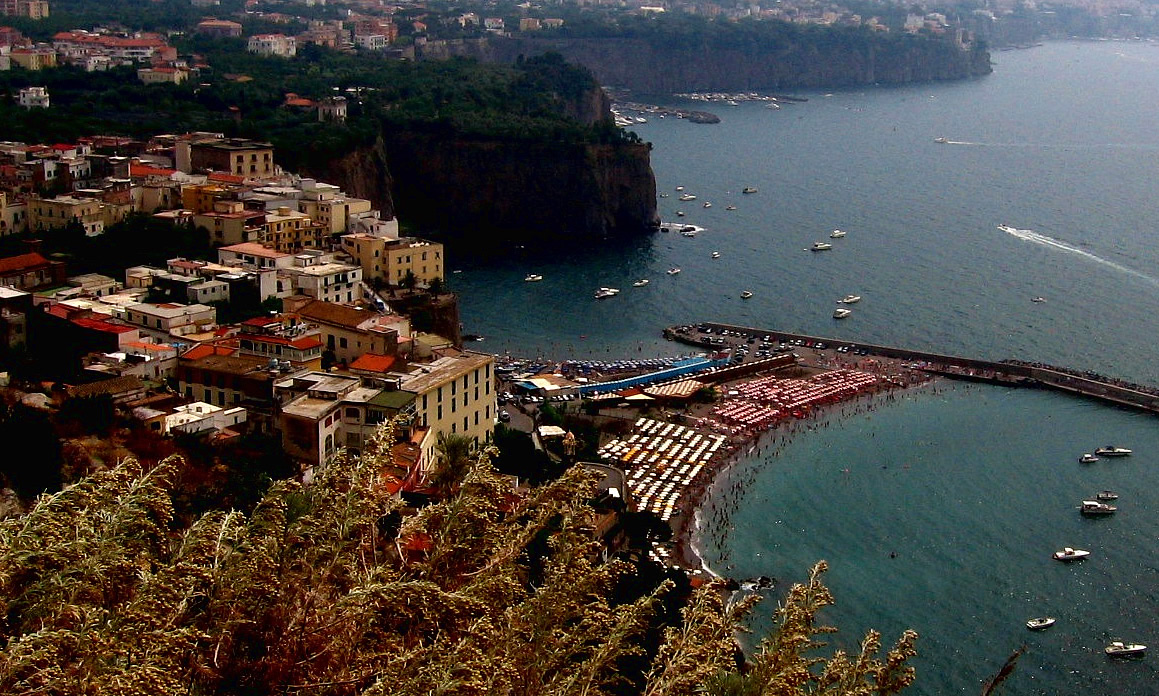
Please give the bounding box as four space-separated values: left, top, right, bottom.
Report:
524 274 543 282
742 187 758 194
1026 617 1056 630
703 201 712 208
679 194 697 201
1053 547 1090 561
711 251 721 258
1105 641 1147 657
1079 500 1117 516
725 205 737 210
830 229 846 238
811 242 833 252
667 267 682 275
833 308 852 319
1096 490 1118 501
632 279 649 287
1094 446 1132 457
740 291 753 299
594 287 620 299
839 295 861 304
1079 453 1099 464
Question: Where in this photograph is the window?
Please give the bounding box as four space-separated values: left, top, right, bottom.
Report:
437 405 442 420
345 407 359 420
339 337 347 348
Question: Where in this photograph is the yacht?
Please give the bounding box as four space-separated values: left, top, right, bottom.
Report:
632 279 649 287
1080 500 1117 516
833 308 852 319
1094 446 1132 457
811 242 833 251
742 187 758 194
524 274 543 282
1026 617 1056 631
1079 453 1099 464
667 267 682 275
679 194 697 201
594 287 620 299
839 295 862 304
740 291 753 299
1096 490 1119 501
1053 547 1090 561
1105 641 1147 657
830 229 846 238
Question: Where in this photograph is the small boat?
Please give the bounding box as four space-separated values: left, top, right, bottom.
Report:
675 186 684 191
679 194 697 201
1105 641 1147 657
725 205 737 211
934 137 948 144
676 211 685 217
830 229 846 238
1080 500 1117 516
681 229 698 237
833 308 852 319
1096 490 1118 501
703 201 712 208
811 242 833 252
1079 453 1099 464
1032 296 1046 303
1094 446 1132 457
659 193 669 198
1053 547 1090 561
742 187 758 194
524 274 543 282
632 279 649 287
740 291 753 299
1026 617 1056 631
839 295 861 304
667 268 681 275
594 287 620 299
711 251 721 259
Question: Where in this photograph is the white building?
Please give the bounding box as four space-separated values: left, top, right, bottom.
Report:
247 34 297 58
17 86 49 109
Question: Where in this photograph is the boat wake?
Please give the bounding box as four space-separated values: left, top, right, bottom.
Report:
999 225 1159 287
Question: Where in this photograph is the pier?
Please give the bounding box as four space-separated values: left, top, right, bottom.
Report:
664 322 1159 415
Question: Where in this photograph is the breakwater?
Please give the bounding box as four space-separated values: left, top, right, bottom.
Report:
665 322 1159 415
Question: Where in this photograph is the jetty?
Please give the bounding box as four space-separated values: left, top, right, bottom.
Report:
664 323 1159 415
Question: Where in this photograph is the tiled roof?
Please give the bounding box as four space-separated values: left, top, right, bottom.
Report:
350 353 396 373
298 300 377 330
181 343 236 361
66 375 144 399
0 252 53 275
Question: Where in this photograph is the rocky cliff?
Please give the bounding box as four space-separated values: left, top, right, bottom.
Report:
422 36 992 93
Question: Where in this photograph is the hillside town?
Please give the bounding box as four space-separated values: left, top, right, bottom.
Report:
0 130 493 493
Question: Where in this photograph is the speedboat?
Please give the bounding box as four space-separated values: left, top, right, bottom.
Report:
830 229 846 238
934 137 949 144
1080 500 1117 516
594 287 620 299
1079 453 1099 464
742 187 758 194
1096 490 1119 501
1094 446 1132 457
833 308 852 319
632 279 649 287
679 194 697 201
711 251 721 258
1053 547 1090 561
997 224 1021 234
1032 296 1046 303
524 274 543 282
667 268 682 275
1026 617 1056 631
839 295 861 304
703 201 712 208
740 291 753 299
811 242 833 251
725 205 737 211
1106 641 1147 657
676 211 685 217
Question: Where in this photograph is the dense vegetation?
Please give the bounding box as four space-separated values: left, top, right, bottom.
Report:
0 419 919 695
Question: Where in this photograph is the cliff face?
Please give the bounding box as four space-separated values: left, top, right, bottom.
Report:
379 133 657 243
424 37 992 93
303 137 396 217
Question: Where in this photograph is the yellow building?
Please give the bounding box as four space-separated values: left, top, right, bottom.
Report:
341 232 444 288
181 183 234 214
298 194 373 236
261 205 327 253
0 192 28 236
28 195 103 236
187 138 275 177
9 47 56 70
193 201 265 246
137 67 189 85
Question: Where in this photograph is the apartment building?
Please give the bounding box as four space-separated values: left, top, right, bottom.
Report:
28 195 103 235
247 33 296 57
185 137 275 177
341 229 444 287
293 299 410 364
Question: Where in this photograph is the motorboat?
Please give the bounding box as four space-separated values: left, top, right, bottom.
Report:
524 274 543 282
1026 617 1056 631
1096 490 1119 501
675 186 684 191
1080 500 1117 516
833 308 852 319
667 268 682 275
934 137 948 144
830 229 846 238
1105 641 1147 657
997 224 1022 234
594 287 620 299
725 205 737 211
1094 446 1132 457
679 194 697 201
681 229 698 237
811 242 833 251
741 291 753 299
676 211 685 217
742 187 758 194
711 251 721 259
1032 296 1046 303
703 201 712 208
1053 547 1090 561
1079 453 1099 464
839 295 862 304
632 279 649 287
659 193 669 198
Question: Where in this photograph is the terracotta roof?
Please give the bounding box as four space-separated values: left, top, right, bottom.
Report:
72 317 135 334
220 242 290 259
298 300 378 330
246 333 323 350
66 375 144 399
182 343 236 361
0 252 53 275
130 163 178 178
350 353 396 373
208 172 247 184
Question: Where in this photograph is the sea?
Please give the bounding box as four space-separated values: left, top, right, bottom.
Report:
450 40 1159 694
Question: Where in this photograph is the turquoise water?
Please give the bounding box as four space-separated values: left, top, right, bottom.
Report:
450 40 1159 693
